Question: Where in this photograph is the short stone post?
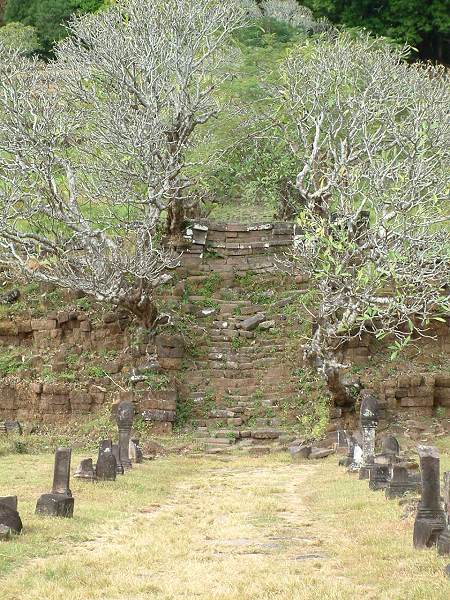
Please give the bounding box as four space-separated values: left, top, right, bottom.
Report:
129 438 143 464
437 471 450 555
117 400 134 470
385 465 421 499
51 447 72 495
413 446 446 548
348 442 363 472
36 448 74 517
370 435 400 490
96 442 117 481
381 435 400 457
369 465 390 491
0 497 22 535
358 391 379 480
112 444 124 475
74 458 96 481
339 434 355 467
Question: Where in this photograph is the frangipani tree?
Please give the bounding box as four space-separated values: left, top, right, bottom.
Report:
0 0 245 326
277 33 450 404
57 0 245 235
245 0 330 33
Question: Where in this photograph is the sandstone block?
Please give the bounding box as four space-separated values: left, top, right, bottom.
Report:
31 319 57 331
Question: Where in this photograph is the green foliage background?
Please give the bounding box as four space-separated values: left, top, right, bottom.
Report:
4 0 106 55
302 0 450 62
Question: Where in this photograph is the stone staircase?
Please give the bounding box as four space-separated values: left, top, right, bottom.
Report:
178 290 300 453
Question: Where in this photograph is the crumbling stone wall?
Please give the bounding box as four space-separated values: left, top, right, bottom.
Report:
0 220 449 425
373 374 450 417
0 312 184 423
177 221 296 276
0 311 129 351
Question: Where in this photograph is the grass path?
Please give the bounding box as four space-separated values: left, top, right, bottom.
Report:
1 453 449 599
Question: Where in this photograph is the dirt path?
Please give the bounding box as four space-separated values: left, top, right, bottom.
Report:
0 456 398 599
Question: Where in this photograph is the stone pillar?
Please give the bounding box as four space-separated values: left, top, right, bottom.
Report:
51 448 72 496
36 448 74 518
358 391 379 480
117 400 134 470
112 444 124 475
413 446 446 548
437 471 450 555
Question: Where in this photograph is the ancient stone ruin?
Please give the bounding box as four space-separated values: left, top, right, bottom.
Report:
74 458 96 482
358 391 379 480
413 446 446 548
385 465 421 500
0 495 22 539
117 400 134 470
36 447 74 518
96 440 117 481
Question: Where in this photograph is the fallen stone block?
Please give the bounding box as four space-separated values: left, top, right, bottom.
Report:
289 445 312 462
309 448 335 460
241 313 266 331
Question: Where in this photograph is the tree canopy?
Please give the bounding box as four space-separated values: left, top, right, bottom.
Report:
301 0 450 62
4 0 106 55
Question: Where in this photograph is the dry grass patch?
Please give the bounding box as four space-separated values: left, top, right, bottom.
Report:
0 449 449 599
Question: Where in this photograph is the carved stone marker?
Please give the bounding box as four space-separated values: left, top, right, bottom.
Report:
129 438 143 464
381 435 400 456
0 499 22 534
96 447 117 481
117 400 134 470
74 458 96 481
413 446 446 548
348 443 363 472
0 496 17 511
358 391 379 480
36 448 74 518
369 464 390 491
339 434 355 467
112 444 124 475
385 465 421 499
437 471 450 555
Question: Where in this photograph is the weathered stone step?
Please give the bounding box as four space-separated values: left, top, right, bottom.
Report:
204 446 232 454
212 429 239 439
203 437 235 445
188 296 252 306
